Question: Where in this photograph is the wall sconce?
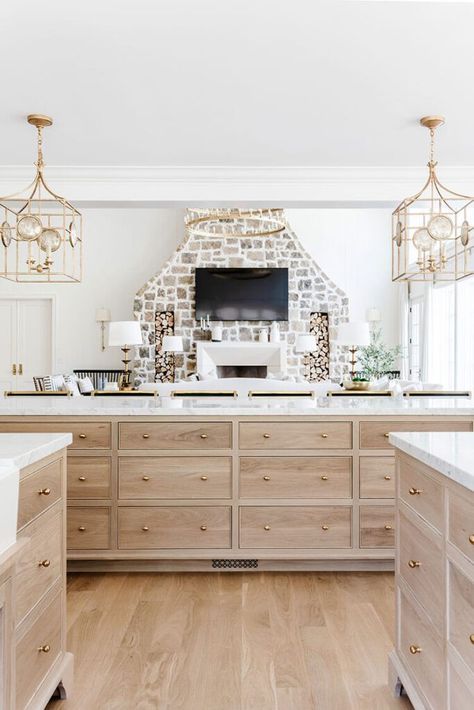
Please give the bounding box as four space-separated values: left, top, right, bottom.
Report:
96 308 111 351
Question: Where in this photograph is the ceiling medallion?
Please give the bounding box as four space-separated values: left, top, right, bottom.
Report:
186 208 286 238
0 114 82 283
392 115 474 282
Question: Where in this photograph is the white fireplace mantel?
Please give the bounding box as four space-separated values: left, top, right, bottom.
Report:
196 341 286 377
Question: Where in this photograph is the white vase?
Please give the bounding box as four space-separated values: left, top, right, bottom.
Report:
258 328 268 343
211 326 222 342
270 322 280 343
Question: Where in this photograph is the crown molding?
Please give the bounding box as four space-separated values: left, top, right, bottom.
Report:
1 165 474 206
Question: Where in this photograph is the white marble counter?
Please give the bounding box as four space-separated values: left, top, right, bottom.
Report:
0 433 72 469
0 395 473 417
390 431 474 492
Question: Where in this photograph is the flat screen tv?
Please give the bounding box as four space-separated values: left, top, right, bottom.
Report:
195 267 288 322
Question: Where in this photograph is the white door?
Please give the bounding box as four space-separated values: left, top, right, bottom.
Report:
0 299 52 392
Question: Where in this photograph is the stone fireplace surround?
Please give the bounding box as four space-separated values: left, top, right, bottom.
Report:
133 210 349 384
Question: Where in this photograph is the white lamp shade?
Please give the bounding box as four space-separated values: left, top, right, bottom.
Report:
108 321 143 347
162 335 184 352
335 321 370 346
366 308 381 323
295 334 317 353
96 308 111 323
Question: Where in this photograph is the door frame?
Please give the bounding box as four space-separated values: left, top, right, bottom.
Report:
0 295 57 374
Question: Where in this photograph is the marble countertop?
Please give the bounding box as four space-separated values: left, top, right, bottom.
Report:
390 431 474 492
0 395 473 416
0 433 72 470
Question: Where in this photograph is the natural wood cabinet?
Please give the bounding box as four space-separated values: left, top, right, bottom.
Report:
67 507 111 550
359 457 395 498
239 421 352 450
119 421 232 450
67 457 111 499
359 506 395 548
0 421 111 449
360 419 472 450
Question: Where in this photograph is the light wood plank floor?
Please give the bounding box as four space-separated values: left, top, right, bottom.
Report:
48 571 412 710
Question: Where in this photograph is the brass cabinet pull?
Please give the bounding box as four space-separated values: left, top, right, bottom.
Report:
263 433 271 439
322 525 329 531
470 634 474 645
408 560 421 568
321 433 328 439
37 644 51 653
200 525 207 531
409 487 423 495
142 434 150 439
12 364 17 375
321 475 328 481
142 475 150 481
384 475 392 481
78 476 86 482
263 475 271 481
38 559 51 568
38 488 51 496
142 526 149 531
469 534 474 545
409 645 422 655
200 433 208 439
79 433 87 439
200 475 208 481
384 524 393 531
19 363 23 375
78 526 86 532
263 524 271 531
384 433 390 438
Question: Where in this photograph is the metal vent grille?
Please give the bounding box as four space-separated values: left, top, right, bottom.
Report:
212 559 259 569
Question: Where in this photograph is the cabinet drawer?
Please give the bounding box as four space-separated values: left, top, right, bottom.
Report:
67 457 112 499
400 459 443 531
399 510 443 626
360 420 472 449
118 506 231 549
119 457 232 499
18 458 62 530
448 489 474 563
0 421 111 449
399 589 444 710
239 506 351 549
239 457 352 499
119 422 232 450
359 506 395 548
449 562 474 675
16 507 62 626
449 663 474 710
67 507 111 549
239 422 352 450
359 457 395 498
16 589 62 710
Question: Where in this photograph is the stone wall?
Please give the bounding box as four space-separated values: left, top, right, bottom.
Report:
133 210 349 383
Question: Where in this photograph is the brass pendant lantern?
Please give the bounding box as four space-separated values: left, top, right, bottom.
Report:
392 116 474 282
0 115 82 282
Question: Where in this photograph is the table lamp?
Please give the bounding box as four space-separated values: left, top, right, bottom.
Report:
334 321 370 378
108 321 143 390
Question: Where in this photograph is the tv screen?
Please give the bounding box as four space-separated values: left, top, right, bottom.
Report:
195 267 288 322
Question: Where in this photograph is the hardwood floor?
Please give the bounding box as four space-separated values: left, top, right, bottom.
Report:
47 571 412 710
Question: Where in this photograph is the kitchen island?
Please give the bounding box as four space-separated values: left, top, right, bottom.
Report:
0 395 473 572
389 432 474 709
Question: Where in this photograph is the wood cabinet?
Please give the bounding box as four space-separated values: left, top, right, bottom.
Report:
239 421 352 450
389 450 474 709
359 505 395 548
360 419 472 450
119 422 232 450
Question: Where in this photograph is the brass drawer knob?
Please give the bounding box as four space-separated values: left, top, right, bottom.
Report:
469 534 474 545
263 475 271 481
38 487 51 496
321 475 328 481
78 526 86 532
384 433 390 438
142 476 150 481
38 559 51 568
322 525 329 531
409 487 423 495
200 525 207 531
384 475 392 481
263 433 271 439
78 476 86 482
384 524 393 531
200 433 208 439
200 475 208 481
142 526 149 532
37 644 51 653
408 560 421 568
409 645 422 655
142 434 150 439
470 634 474 645
264 525 271 531
79 433 87 439
321 433 328 439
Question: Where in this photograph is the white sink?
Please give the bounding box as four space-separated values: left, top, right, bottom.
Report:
0 465 19 556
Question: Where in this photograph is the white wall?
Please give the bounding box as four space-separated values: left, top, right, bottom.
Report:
286 208 400 345
0 208 184 373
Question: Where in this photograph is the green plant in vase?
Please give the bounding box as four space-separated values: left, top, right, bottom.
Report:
358 328 402 380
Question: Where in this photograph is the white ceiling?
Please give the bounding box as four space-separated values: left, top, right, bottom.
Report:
2 0 474 168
